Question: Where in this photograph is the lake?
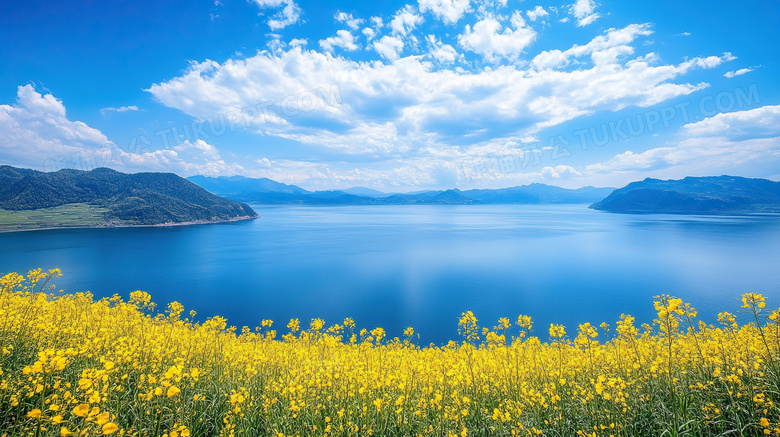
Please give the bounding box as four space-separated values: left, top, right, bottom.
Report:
1 205 779 345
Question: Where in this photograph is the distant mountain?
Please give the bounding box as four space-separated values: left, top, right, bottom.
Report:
187 175 309 195
590 176 780 214
463 184 614 204
187 175 613 206
340 187 388 197
381 189 483 205
0 166 258 226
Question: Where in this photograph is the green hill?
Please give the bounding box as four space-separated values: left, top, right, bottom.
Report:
0 166 258 229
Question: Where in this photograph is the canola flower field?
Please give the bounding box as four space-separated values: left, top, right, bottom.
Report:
1 269 780 437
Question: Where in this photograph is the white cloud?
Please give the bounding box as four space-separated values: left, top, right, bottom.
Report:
320 30 359 52
531 49 567 70
362 27 377 41
174 139 221 161
145 23 738 187
532 23 653 69
426 35 459 63
266 35 286 52
457 12 536 60
0 85 247 176
289 38 308 47
526 6 549 22
117 144 245 177
249 0 285 7
584 105 780 182
101 105 139 115
250 0 301 30
0 85 113 168
541 165 580 179
390 4 424 36
417 0 470 24
724 66 757 78
570 0 600 27
244 156 456 190
372 35 405 60
335 11 364 30
585 148 677 173
682 104 780 138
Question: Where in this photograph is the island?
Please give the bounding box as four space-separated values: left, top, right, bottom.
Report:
590 175 780 214
0 166 258 232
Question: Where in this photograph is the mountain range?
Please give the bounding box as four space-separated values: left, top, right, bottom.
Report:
187 175 615 206
3 168 778 229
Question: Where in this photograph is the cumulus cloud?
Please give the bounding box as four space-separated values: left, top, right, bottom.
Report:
148 24 734 154
250 0 301 30
146 25 734 177
526 6 549 22
457 12 536 61
390 5 424 36
372 35 405 59
320 30 359 52
570 0 600 27
362 27 377 41
682 104 780 138
0 85 246 176
584 105 780 181
116 144 245 177
417 0 470 24
0 85 113 168
532 23 653 70
426 35 459 63
541 165 580 179
335 11 363 30
143 11 742 188
174 139 221 161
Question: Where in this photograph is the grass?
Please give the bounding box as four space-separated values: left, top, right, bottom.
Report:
1 269 780 436
0 203 123 232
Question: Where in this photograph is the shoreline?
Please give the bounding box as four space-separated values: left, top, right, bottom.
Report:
0 215 259 234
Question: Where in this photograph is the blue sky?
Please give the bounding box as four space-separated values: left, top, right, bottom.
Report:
1 0 778 190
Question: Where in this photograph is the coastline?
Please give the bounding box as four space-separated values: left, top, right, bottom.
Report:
0 215 259 234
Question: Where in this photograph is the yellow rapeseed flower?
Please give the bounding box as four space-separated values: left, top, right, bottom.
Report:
72 404 90 417
96 411 110 426
4 269 780 437
549 323 566 339
101 422 119 435
742 292 766 309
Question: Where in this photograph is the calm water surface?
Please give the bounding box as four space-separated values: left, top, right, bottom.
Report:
1 205 779 344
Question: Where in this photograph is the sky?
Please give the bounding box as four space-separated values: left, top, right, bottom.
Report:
1 0 779 191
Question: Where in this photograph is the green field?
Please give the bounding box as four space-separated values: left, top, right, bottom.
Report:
0 203 121 232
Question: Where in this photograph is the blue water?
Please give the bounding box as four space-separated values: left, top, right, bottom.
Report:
1 205 779 344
